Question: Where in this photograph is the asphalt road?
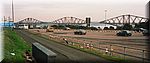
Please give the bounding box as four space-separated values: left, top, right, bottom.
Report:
16 30 113 63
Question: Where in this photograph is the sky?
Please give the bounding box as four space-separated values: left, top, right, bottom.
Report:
2 0 150 22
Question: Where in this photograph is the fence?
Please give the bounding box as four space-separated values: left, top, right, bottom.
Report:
67 41 150 63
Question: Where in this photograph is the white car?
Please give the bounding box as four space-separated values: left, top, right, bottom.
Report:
74 29 86 35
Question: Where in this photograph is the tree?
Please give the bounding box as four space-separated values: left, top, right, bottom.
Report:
43 26 48 29
89 27 98 30
139 22 147 29
134 22 147 29
134 23 140 28
98 27 102 30
103 27 109 30
116 26 122 30
122 24 133 30
109 26 114 30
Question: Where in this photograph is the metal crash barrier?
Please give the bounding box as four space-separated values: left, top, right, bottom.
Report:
32 43 57 63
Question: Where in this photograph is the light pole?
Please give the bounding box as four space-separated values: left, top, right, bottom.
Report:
11 0 15 22
104 10 107 27
11 0 15 30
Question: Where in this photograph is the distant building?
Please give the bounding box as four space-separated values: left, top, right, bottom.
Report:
0 21 14 27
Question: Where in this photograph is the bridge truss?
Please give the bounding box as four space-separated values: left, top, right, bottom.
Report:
17 18 43 24
52 17 86 25
99 14 148 25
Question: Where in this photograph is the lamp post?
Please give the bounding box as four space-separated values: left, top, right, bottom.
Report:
11 0 15 22
11 0 15 30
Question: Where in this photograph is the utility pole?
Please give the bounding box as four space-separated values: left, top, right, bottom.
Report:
11 0 15 22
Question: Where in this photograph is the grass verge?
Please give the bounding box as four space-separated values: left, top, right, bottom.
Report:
67 45 132 63
2 28 31 63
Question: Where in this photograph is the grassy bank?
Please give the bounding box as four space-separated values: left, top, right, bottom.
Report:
2 28 31 63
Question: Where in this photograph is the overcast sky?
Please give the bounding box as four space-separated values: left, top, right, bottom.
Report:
2 0 149 22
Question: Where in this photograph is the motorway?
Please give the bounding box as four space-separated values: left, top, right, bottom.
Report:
16 30 113 63
27 29 149 62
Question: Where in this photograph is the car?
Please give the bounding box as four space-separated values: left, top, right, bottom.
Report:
139 28 146 32
116 30 132 36
74 29 86 35
63 27 71 30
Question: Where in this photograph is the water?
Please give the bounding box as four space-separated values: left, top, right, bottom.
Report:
83 22 117 29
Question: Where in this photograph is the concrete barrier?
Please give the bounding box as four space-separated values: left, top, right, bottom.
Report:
32 43 57 63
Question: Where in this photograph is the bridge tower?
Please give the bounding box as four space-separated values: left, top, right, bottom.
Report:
86 17 91 27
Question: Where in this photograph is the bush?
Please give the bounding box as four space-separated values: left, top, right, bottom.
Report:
134 22 148 30
98 27 102 30
122 24 133 30
103 27 109 30
51 25 65 29
109 26 115 30
89 27 98 30
2 29 31 63
116 26 122 30
43 26 48 29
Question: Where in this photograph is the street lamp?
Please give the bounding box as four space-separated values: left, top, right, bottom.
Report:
11 0 15 22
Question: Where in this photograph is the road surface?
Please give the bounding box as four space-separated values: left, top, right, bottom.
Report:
16 30 113 63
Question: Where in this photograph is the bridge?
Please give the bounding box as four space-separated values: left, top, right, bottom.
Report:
15 14 148 27
16 18 43 24
99 14 149 25
15 18 45 29
51 17 86 25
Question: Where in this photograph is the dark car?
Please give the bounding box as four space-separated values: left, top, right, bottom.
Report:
74 29 86 35
117 30 132 36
